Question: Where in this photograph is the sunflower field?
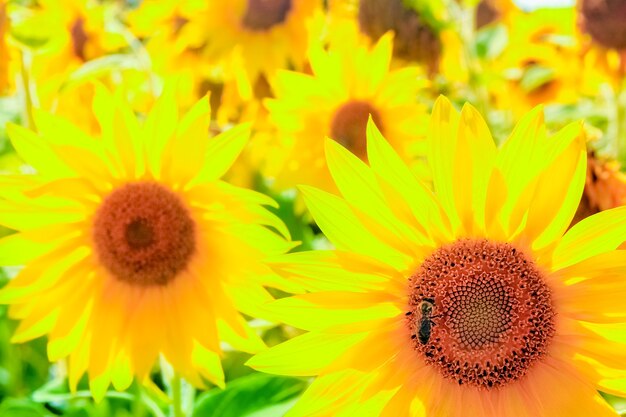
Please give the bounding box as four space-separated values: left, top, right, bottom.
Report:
2 0 626 416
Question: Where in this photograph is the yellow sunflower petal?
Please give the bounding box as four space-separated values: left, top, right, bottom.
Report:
162 96 211 185
192 343 225 388
428 96 461 233
366 119 450 242
325 138 427 254
299 184 412 270
492 106 546 234
144 85 179 178
268 250 394 292
454 104 497 235
265 292 400 331
187 123 251 187
93 84 143 179
520 127 586 250
6 123 74 177
246 332 367 376
553 206 626 270
110 352 134 391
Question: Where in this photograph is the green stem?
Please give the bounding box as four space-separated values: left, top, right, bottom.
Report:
170 374 184 417
447 0 490 116
19 50 36 130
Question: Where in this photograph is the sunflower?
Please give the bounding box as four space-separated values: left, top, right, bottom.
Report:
10 0 125 82
475 0 517 29
0 0 14 95
573 152 626 224
265 29 429 193
0 86 295 399
126 0 217 113
191 0 320 101
577 0 626 81
248 97 626 416
328 0 443 75
489 7 584 116
8 0 128 132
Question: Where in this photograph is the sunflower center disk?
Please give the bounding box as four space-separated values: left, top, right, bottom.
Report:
330 101 382 160
406 239 555 389
70 17 89 61
580 0 626 50
93 182 196 287
357 0 441 71
242 0 292 31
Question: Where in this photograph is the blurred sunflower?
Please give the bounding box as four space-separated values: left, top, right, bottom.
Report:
128 0 321 123
475 0 517 29
195 0 321 101
574 153 626 224
492 7 583 115
577 0 626 81
0 86 294 399
9 0 127 131
126 0 215 112
328 0 442 75
0 0 14 95
249 97 626 416
10 0 124 80
265 30 429 192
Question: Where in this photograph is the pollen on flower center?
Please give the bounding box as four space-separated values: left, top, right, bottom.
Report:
406 239 555 389
330 101 383 160
579 0 626 50
242 0 292 31
93 182 196 287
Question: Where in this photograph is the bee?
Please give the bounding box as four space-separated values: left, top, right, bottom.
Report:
417 297 437 345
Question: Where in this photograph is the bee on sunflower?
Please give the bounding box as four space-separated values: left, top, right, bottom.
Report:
0 85 295 400
249 97 626 416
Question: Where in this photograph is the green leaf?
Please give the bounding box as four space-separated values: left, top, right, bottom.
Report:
0 398 54 417
475 24 508 60
519 65 556 93
601 392 626 415
61 54 142 91
193 374 309 417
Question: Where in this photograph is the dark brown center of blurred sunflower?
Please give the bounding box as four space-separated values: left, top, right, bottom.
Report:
242 0 292 31
579 0 626 50
93 182 196 287
475 0 501 29
70 17 89 61
330 101 383 161
406 239 555 389
358 0 441 74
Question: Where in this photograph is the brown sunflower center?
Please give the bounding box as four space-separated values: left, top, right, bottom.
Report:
406 239 555 389
93 182 196 287
475 0 500 29
242 0 292 31
70 17 89 61
357 0 441 73
330 101 383 160
579 0 626 50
